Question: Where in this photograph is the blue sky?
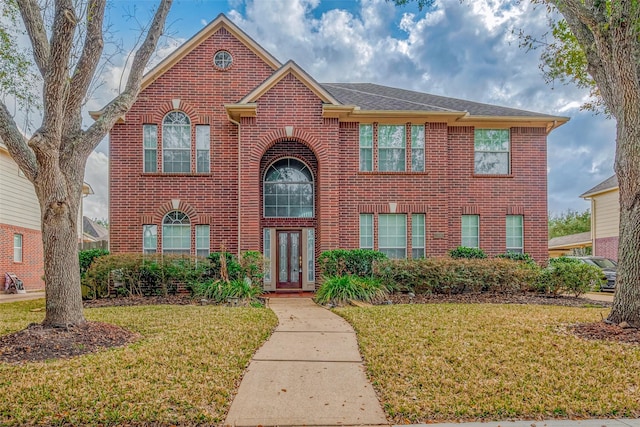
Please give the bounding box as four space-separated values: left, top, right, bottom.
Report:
76 0 616 220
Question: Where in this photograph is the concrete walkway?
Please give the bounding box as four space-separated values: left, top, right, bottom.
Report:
0 291 45 304
224 298 388 426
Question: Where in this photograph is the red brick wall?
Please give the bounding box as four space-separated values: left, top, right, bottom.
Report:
0 224 45 290
595 237 618 261
109 27 550 263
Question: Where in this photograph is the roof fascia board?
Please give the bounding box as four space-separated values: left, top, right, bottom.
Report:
225 103 258 121
141 14 281 93
240 61 340 105
581 186 619 199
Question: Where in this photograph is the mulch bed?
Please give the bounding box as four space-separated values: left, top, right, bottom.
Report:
1 293 636 365
0 322 140 364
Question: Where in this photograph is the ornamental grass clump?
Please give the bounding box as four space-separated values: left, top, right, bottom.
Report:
315 275 389 305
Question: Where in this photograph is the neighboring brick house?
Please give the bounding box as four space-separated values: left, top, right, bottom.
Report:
97 14 567 292
581 175 619 260
0 140 45 290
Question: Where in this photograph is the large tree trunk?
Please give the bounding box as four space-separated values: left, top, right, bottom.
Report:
37 167 86 327
608 113 640 327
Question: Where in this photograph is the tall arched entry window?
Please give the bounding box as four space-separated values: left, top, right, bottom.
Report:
263 158 314 218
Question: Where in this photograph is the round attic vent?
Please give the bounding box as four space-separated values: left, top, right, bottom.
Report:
213 50 233 70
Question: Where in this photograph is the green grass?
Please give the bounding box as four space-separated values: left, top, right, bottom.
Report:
336 304 640 424
0 299 278 426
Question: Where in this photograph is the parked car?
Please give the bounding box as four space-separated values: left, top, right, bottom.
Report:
569 256 617 292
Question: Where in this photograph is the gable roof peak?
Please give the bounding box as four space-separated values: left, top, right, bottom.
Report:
139 13 281 92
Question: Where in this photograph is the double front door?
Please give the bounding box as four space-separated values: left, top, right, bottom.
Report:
277 230 302 289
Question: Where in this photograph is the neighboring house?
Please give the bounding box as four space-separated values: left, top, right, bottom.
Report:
0 140 45 290
548 231 592 258
581 175 619 260
96 14 567 292
80 216 109 250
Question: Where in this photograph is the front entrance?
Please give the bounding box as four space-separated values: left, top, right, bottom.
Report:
276 230 302 289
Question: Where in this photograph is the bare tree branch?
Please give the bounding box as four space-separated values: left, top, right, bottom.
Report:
16 0 50 77
0 102 37 181
65 0 105 133
83 0 173 153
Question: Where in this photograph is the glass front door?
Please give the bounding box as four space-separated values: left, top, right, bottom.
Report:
276 230 302 289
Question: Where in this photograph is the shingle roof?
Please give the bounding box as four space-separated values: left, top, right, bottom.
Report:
580 175 618 198
321 83 554 117
548 231 592 249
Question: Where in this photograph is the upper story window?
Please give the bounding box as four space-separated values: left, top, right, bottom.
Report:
359 123 426 172
162 111 191 173
214 50 233 70
359 124 373 171
162 211 191 254
143 124 158 173
411 125 425 172
264 158 314 218
196 125 210 173
378 125 406 172
474 129 510 175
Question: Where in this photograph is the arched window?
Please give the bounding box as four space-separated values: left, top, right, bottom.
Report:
264 158 314 218
162 211 191 254
163 111 191 173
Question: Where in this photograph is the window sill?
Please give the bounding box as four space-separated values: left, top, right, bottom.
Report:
141 172 212 177
472 174 514 178
358 171 429 176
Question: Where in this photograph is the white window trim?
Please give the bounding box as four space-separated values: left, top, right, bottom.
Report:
13 234 23 263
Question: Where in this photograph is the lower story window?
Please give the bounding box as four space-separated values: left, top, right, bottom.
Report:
412 214 425 258
359 214 374 249
162 211 191 255
461 215 479 248
143 225 157 254
379 214 407 259
13 234 23 262
196 225 210 257
506 215 524 253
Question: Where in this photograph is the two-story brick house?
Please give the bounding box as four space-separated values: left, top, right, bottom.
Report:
97 14 567 292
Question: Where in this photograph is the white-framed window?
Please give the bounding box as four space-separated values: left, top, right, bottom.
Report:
162 211 191 254
143 124 157 173
195 225 210 257
214 50 233 69
506 215 524 254
461 215 480 248
378 125 406 172
162 111 191 173
474 129 510 175
379 214 407 259
196 125 210 173
411 125 425 172
13 234 22 263
264 158 314 218
359 124 373 172
143 225 157 254
359 213 374 249
412 214 425 258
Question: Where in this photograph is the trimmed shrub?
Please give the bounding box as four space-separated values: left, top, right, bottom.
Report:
83 253 210 299
192 278 264 303
374 257 540 295
79 248 109 277
495 252 535 264
318 249 387 277
449 246 487 259
315 275 389 305
537 257 606 297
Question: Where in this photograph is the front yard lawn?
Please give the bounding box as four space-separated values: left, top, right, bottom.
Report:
337 303 640 424
0 300 277 426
